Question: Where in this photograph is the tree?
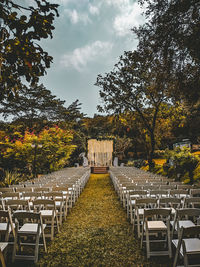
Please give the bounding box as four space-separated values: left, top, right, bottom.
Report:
0 83 86 132
0 83 67 129
135 0 200 103
95 49 171 167
0 126 75 175
114 136 132 161
0 0 59 100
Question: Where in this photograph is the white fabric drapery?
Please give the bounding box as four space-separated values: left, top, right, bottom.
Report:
88 139 113 166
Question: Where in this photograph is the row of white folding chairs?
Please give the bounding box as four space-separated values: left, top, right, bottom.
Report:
138 207 200 266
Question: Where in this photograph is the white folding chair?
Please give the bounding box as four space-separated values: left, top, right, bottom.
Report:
12 211 46 263
141 208 172 259
133 198 157 238
33 199 60 240
173 225 200 267
172 208 200 239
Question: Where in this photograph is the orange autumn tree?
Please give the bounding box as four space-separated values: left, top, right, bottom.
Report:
0 126 75 176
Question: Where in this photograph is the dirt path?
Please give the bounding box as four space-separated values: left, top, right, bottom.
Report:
38 174 168 267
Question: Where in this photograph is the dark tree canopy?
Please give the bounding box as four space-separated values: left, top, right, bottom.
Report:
0 0 59 100
0 83 67 127
95 49 172 165
135 0 200 103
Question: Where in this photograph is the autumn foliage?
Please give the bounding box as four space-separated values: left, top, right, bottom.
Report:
0 126 75 177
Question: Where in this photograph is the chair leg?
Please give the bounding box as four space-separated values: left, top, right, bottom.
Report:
41 224 47 253
183 253 189 267
167 225 172 258
12 232 18 263
34 233 40 263
51 218 54 241
137 214 140 237
146 228 150 259
133 211 136 231
173 239 181 267
55 213 60 233
0 251 6 267
140 221 144 249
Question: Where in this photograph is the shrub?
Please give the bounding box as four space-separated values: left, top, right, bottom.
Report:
164 147 200 184
0 170 22 187
127 159 146 168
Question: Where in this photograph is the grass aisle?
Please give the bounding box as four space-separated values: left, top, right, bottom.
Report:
38 174 168 267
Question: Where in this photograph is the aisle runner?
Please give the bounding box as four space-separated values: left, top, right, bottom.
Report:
39 174 149 266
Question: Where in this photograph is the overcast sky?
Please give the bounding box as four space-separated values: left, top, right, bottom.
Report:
39 0 145 117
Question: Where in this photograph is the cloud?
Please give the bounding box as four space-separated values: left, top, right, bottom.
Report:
89 4 99 15
60 41 113 71
64 8 91 24
113 2 145 36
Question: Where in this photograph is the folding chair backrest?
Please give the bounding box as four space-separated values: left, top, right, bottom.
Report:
33 199 55 210
149 190 168 197
0 209 15 239
176 208 200 222
15 187 33 192
184 197 200 208
34 187 50 193
159 197 182 207
130 190 147 197
13 211 41 221
0 188 14 193
1 192 20 199
52 186 68 192
144 208 171 218
177 185 193 190
135 198 158 208
181 225 200 237
6 199 30 211
160 185 176 190
44 192 63 199
22 192 42 199
170 189 188 196
190 189 200 197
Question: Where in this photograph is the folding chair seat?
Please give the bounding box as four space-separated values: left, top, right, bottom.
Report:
12 211 46 263
141 208 172 259
173 225 200 267
172 208 200 239
33 199 60 240
133 198 158 238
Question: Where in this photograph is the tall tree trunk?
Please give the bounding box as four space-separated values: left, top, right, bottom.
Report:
148 130 155 169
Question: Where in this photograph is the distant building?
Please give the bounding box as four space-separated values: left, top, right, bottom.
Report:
173 139 191 150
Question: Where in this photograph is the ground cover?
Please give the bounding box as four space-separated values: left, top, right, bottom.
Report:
36 174 171 267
